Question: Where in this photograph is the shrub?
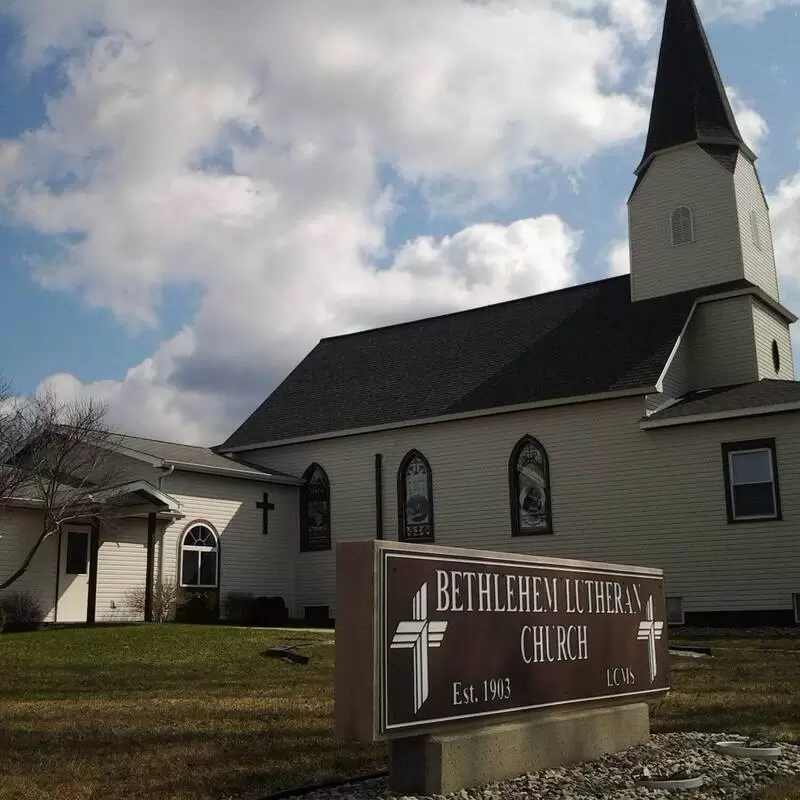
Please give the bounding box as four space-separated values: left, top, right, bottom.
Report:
0 606 6 633
225 592 254 624
252 596 289 627
124 576 178 622
175 591 218 624
0 591 44 632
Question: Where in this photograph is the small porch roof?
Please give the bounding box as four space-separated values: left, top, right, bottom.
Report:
3 478 182 520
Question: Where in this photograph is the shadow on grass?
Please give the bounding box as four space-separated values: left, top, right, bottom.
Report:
0 711 386 800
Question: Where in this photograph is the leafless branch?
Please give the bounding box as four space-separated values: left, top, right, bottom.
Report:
0 390 128 591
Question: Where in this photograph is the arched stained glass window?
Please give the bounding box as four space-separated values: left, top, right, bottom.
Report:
509 436 553 536
301 463 331 552
180 523 219 588
398 450 434 542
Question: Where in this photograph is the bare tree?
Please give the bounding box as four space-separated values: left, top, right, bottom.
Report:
0 390 127 591
0 375 28 506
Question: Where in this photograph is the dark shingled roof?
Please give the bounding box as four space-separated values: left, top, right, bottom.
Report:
645 380 800 424
220 276 753 449
637 0 749 173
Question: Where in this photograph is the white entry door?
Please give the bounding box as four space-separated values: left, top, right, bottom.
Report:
57 527 90 623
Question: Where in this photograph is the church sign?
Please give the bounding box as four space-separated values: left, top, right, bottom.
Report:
335 541 669 742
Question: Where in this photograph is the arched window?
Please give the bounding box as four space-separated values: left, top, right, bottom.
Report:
398 450 434 542
180 523 219 588
509 436 552 536
671 206 694 246
300 463 331 552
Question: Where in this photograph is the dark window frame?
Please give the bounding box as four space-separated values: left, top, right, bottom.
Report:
397 449 435 543
721 438 782 524
179 522 220 589
300 463 332 552
509 435 553 537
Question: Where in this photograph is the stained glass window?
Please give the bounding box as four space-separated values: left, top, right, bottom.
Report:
180 524 219 588
509 436 552 535
301 464 331 551
398 450 434 542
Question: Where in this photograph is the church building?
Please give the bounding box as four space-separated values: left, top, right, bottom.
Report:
216 0 800 627
3 0 799 628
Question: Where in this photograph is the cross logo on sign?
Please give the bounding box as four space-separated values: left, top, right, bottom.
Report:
637 594 664 683
390 582 448 713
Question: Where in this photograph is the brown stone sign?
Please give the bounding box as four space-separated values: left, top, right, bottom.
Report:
377 543 669 736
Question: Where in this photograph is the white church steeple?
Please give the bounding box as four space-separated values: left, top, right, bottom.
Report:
628 0 780 304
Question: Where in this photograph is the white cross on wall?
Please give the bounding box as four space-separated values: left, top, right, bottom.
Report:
390 582 448 713
636 594 664 683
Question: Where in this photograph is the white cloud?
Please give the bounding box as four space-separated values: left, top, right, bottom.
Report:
768 171 800 363
726 87 769 154
697 0 800 22
29 215 582 445
607 240 631 277
2 0 651 443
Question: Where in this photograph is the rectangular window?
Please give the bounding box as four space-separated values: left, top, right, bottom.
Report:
199 551 217 587
181 550 199 586
665 596 684 626
65 530 89 575
721 439 781 523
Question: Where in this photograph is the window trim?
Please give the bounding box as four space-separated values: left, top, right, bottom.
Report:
670 205 694 247
179 521 220 589
300 463 332 552
721 438 782 524
509 435 553 537
397 449 435 543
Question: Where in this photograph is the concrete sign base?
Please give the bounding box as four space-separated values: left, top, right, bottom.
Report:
389 701 650 795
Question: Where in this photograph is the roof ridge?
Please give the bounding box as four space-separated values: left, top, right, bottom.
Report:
321 274 628 343
116 432 217 453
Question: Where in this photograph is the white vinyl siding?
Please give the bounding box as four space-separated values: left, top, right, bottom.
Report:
95 518 150 622
658 331 692 401
752 299 795 380
246 395 800 616
685 296 759 389
734 157 780 300
157 472 298 618
0 508 58 622
630 146 744 301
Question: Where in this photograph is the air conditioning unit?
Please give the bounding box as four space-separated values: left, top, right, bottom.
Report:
666 596 685 626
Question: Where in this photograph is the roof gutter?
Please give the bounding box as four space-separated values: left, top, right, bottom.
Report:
640 399 800 430
168 460 304 486
218 386 653 453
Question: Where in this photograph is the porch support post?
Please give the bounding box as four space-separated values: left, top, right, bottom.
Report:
86 518 100 625
144 512 156 622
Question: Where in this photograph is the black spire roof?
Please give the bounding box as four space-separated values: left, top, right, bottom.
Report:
636 0 753 173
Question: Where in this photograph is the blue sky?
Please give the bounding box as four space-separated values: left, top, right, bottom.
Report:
1 1 800 444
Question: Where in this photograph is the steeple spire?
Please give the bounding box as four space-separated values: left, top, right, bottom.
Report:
636 0 754 173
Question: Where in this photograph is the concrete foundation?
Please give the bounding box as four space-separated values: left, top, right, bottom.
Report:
389 701 651 796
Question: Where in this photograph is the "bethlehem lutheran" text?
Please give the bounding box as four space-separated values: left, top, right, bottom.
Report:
435 569 644 616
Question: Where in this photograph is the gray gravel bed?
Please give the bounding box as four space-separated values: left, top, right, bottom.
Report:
285 733 799 800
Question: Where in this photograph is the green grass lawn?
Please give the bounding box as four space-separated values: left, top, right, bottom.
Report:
0 625 385 800
0 625 798 800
